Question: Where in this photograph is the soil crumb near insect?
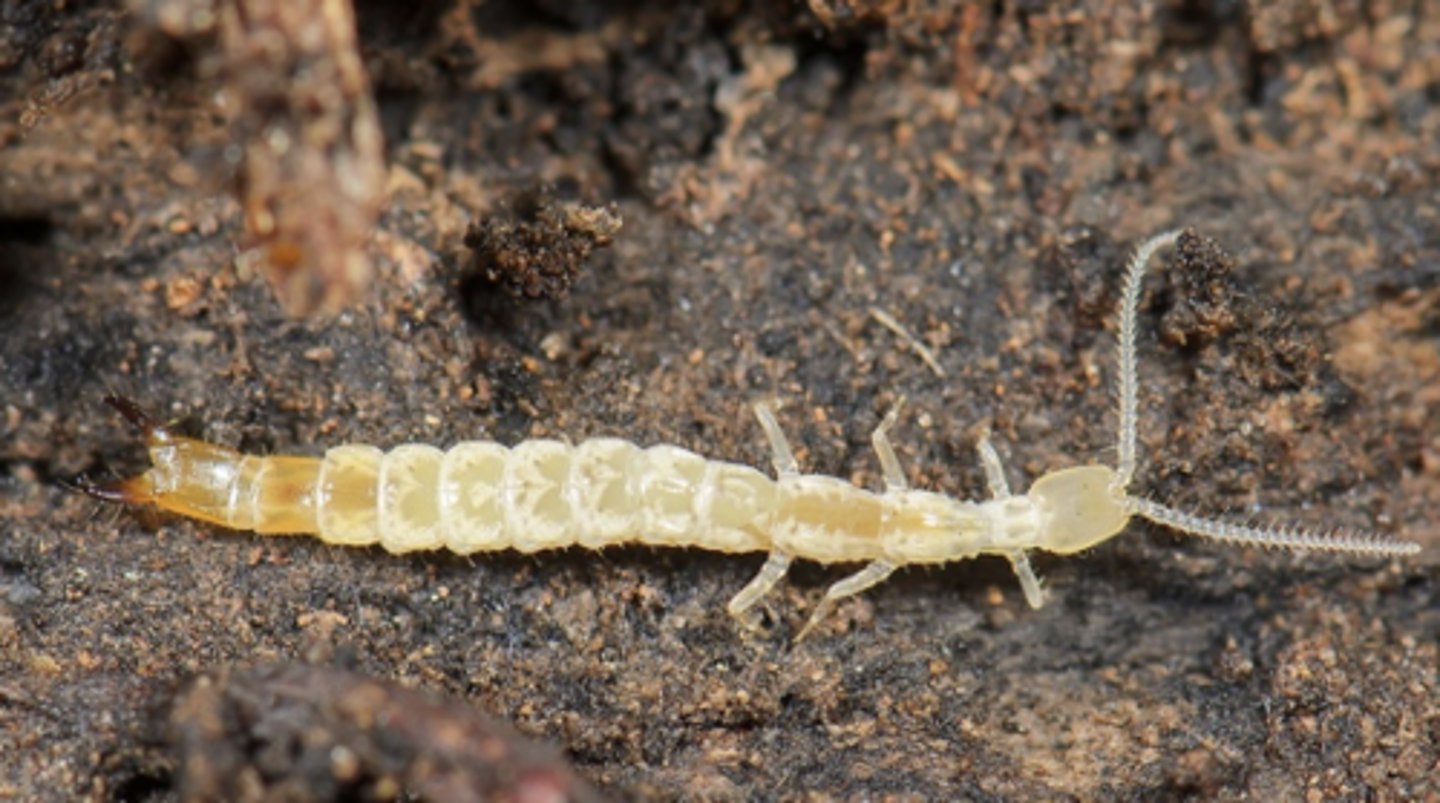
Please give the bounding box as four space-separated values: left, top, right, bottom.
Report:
464 194 622 301
1 1 1436 800
1158 230 1239 349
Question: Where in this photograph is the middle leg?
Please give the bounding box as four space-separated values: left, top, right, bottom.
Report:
728 402 803 629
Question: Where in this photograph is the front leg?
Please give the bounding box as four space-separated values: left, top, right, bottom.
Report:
1005 551 1045 609
976 428 1011 498
977 429 1046 608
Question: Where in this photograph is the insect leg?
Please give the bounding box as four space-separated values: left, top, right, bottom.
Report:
1005 551 1046 609
752 401 799 477
870 397 908 492
725 405 811 631
976 432 1045 607
727 552 792 630
975 429 1011 498
103 394 166 438
796 559 897 642
800 564 898 644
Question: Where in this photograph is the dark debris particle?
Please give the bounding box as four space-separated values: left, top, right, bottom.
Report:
1160 228 1240 350
1158 230 1324 392
463 196 622 300
1233 306 1325 392
169 663 608 803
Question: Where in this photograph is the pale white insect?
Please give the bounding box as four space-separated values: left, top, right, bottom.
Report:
78 231 1421 638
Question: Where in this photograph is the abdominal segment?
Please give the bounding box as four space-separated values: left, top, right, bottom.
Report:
308 438 779 555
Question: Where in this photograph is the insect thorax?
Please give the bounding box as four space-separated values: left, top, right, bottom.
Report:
767 476 992 565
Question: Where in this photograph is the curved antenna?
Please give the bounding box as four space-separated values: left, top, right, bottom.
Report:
1110 232 1420 558
1113 230 1182 493
1125 496 1420 557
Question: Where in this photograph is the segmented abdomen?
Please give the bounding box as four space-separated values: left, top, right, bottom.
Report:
317 439 778 554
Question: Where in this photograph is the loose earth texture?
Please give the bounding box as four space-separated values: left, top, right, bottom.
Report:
2 2 1437 800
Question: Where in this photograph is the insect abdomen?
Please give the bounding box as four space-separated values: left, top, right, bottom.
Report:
314 439 778 555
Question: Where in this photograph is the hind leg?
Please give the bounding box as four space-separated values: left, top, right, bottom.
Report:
796 559 897 642
753 401 799 477
727 552 792 629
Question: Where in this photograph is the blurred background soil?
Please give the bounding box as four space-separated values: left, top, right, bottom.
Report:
2 1 1438 799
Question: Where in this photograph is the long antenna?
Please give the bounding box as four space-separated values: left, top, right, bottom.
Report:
1113 230 1182 492
1111 230 1420 557
1125 496 1421 556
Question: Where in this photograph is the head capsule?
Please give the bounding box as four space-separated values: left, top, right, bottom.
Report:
1028 465 1131 554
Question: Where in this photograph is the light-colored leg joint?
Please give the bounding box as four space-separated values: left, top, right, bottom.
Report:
795 559 897 642
1006 550 1045 609
977 430 1011 499
871 397 908 492
727 552 793 631
753 401 800 477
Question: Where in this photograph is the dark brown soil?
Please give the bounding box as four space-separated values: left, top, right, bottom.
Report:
2 2 1437 800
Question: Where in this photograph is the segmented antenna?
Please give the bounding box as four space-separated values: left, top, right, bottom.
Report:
1113 229 1183 492
1111 230 1420 558
1125 496 1420 557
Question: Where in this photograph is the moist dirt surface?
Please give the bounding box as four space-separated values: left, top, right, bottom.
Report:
3 2 1438 800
